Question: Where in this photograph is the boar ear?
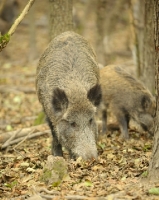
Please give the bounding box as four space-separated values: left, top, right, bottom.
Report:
142 95 150 110
87 84 102 106
52 88 68 113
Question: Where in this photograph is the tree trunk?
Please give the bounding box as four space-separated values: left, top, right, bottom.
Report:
82 0 97 57
48 0 73 40
128 0 145 78
141 0 155 94
148 0 159 181
96 0 107 66
96 0 128 66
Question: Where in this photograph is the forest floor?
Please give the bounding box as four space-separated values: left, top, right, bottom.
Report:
1 1 159 200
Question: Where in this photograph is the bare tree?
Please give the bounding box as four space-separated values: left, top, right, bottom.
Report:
96 0 129 66
142 0 155 94
148 0 159 181
130 0 155 93
48 0 73 40
128 0 144 77
96 0 107 66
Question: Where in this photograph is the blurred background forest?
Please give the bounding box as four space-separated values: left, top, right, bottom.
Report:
1 0 155 90
0 0 155 132
1 0 136 66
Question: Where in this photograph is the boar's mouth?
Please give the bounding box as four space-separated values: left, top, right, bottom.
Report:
69 145 98 161
140 123 154 135
70 150 98 161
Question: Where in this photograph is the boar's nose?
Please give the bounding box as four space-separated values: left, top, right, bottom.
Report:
72 149 98 161
81 150 98 161
88 153 98 161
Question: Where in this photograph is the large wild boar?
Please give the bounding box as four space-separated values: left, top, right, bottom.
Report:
36 31 102 160
100 65 156 139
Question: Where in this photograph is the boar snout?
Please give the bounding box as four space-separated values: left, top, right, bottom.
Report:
72 146 98 161
139 113 154 133
71 129 98 161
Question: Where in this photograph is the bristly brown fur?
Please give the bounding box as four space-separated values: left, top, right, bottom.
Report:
99 65 156 139
36 31 100 160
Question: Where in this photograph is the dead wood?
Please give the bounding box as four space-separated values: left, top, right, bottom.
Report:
1 130 50 149
0 85 36 93
39 192 126 200
8 0 36 36
40 194 88 199
0 124 49 144
1 128 22 149
38 188 60 195
28 188 126 200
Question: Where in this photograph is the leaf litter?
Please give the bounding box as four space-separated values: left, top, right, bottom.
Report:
0 4 158 198
0 64 158 199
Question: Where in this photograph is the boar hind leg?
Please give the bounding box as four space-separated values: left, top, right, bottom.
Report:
46 117 63 157
116 109 129 140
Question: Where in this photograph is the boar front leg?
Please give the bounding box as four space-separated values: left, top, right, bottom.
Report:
116 109 129 140
46 117 63 156
102 108 107 134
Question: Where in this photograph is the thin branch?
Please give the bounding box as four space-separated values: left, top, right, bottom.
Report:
1 130 50 149
2 128 22 149
39 191 126 200
11 191 126 200
13 129 35 149
38 188 60 195
0 85 36 94
0 124 48 144
8 0 36 36
40 194 88 200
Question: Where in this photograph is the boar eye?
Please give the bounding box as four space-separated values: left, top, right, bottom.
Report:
89 118 93 124
70 122 77 128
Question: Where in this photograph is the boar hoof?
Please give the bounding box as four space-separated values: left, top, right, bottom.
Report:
52 144 63 157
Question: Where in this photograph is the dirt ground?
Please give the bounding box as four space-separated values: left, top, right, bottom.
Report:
0 1 159 200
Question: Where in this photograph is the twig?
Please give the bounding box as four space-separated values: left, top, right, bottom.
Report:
0 155 16 158
13 129 35 149
40 191 126 200
10 191 126 200
0 73 36 79
40 194 89 200
8 0 36 36
0 0 36 51
2 129 22 149
0 124 48 144
0 85 36 94
38 188 60 195
1 130 50 149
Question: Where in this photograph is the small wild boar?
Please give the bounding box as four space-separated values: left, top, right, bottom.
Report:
100 65 156 139
36 31 102 160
